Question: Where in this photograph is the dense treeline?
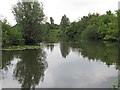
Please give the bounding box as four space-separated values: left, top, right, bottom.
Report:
2 20 24 47
12 1 46 45
1 18 50 47
65 10 119 41
1 0 120 47
1 0 50 47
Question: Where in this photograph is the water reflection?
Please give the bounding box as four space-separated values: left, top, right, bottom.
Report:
2 51 20 71
60 39 70 58
46 43 55 52
2 39 118 88
2 48 48 88
69 40 118 69
56 39 118 69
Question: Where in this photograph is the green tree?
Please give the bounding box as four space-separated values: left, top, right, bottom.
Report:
41 22 50 36
50 17 54 29
12 0 45 45
97 11 118 41
65 11 118 41
65 13 99 39
50 17 54 25
106 10 113 15
116 10 120 41
2 19 24 46
9 28 24 45
60 15 70 33
81 24 98 40
2 20 12 46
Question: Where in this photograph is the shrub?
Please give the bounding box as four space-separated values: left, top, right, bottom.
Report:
81 24 98 40
9 29 24 45
2 20 24 46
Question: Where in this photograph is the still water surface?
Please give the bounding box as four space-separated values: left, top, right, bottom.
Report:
2 40 118 88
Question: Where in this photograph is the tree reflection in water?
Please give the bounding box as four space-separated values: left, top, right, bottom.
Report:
60 38 70 58
69 40 119 69
13 49 48 88
2 39 119 88
2 51 20 71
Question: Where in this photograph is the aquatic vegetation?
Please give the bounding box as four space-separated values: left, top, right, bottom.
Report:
2 45 41 50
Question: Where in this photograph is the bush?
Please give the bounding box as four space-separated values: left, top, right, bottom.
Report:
2 20 24 47
81 24 98 40
103 22 118 41
9 29 24 45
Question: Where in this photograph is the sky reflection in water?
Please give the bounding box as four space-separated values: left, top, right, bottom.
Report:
2 41 118 88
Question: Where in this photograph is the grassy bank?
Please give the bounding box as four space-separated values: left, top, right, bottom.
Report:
2 45 41 51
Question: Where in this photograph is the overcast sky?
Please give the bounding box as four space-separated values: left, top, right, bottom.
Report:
0 0 119 26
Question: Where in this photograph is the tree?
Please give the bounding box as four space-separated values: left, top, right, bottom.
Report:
106 10 112 15
65 13 99 39
12 0 45 45
50 17 54 25
60 15 70 33
50 17 54 29
81 24 98 40
2 19 24 46
116 10 120 41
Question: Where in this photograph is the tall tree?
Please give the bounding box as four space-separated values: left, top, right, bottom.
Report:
50 17 54 25
50 17 54 29
12 0 45 45
60 15 70 33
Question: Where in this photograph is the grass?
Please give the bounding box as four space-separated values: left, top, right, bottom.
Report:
2 45 41 51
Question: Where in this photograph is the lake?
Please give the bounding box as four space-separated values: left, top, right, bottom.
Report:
1 40 118 88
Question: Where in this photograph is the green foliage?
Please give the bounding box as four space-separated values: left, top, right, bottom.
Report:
50 17 55 29
3 45 40 50
65 22 80 39
97 12 118 41
65 10 118 41
12 0 45 45
103 22 118 41
54 24 59 29
2 20 24 47
50 17 54 25
97 23 108 39
66 13 99 39
43 29 61 43
48 29 61 37
60 15 70 33
116 10 120 41
41 22 50 36
9 29 24 45
81 24 98 40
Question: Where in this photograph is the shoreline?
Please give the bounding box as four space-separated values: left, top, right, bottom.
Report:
2 45 41 51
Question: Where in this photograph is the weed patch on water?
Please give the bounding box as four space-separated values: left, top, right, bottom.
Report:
2 45 41 51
